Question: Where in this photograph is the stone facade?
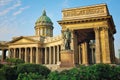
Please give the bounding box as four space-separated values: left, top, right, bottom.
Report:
0 4 116 69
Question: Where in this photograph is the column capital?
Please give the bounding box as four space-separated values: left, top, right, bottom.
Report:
94 27 100 32
101 27 109 31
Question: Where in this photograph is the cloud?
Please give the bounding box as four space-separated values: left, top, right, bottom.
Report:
13 6 30 16
0 0 13 6
62 0 69 8
0 0 21 16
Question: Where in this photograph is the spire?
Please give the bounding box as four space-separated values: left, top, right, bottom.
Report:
42 9 46 16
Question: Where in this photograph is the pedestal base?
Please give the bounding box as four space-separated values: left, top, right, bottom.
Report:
60 50 75 67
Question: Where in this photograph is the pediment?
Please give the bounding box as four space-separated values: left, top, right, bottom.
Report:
9 36 38 44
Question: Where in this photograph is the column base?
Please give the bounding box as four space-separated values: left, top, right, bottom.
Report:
60 50 75 68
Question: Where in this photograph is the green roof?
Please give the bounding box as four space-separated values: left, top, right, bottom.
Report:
36 10 53 24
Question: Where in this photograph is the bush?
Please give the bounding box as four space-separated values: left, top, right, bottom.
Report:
2 65 18 80
0 69 6 80
16 64 50 78
17 72 45 80
6 58 25 65
0 64 4 69
47 71 60 80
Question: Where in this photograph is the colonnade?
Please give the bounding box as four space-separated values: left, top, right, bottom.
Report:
9 45 61 64
77 27 115 64
78 41 95 65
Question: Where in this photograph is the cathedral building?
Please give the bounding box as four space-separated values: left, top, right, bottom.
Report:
0 4 116 70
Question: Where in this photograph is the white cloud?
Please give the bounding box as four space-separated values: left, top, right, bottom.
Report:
0 0 21 16
13 6 30 16
62 0 69 8
0 0 13 6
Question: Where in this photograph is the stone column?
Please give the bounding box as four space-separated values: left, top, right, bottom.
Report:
19 48 21 59
82 42 88 64
78 45 81 64
91 47 95 64
94 27 101 63
2 49 6 61
30 47 33 63
57 45 60 63
102 27 111 63
45 47 47 64
8 49 10 58
13 48 16 58
71 30 74 50
49 47 51 64
36 47 39 64
53 46 56 64
25 48 28 63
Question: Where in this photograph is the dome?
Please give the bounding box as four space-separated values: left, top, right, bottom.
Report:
36 10 53 24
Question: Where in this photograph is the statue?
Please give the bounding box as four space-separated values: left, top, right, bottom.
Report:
63 28 71 50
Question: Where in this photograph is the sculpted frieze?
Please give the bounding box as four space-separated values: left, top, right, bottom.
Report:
62 5 108 20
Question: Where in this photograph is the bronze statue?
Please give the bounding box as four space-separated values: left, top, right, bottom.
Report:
63 28 71 50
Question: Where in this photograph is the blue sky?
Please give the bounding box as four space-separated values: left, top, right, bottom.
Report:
0 0 120 57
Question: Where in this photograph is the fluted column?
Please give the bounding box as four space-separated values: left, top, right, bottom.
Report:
25 48 28 62
71 30 74 50
30 47 33 63
102 27 111 63
36 47 39 64
8 49 10 58
91 47 95 64
53 46 55 64
13 48 16 58
49 47 51 64
19 48 21 59
45 47 47 64
78 45 82 64
57 45 60 63
82 42 88 64
2 49 6 61
94 27 101 63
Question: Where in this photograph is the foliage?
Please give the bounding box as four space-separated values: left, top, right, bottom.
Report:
0 69 6 80
47 71 60 80
16 64 50 78
17 72 45 80
47 64 120 80
0 63 4 69
6 58 25 65
2 65 18 80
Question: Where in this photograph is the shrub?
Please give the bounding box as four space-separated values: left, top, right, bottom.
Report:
0 69 6 80
6 58 24 65
17 72 45 80
47 71 60 80
2 65 18 80
16 64 50 78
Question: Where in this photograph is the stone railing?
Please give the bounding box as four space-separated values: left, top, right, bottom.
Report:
44 35 62 43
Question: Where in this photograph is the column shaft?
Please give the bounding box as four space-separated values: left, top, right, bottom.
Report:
53 46 55 64
25 48 28 62
30 47 33 63
94 27 101 63
45 47 47 64
57 45 60 63
82 42 88 64
36 47 39 64
49 47 51 64
103 27 111 63
19 48 21 59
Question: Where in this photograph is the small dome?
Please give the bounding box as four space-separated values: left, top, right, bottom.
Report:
36 10 53 24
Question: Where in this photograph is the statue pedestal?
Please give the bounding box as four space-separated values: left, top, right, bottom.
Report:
60 50 75 67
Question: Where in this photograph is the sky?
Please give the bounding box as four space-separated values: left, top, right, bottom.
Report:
0 0 120 57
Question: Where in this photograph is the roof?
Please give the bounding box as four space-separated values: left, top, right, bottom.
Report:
36 10 53 24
